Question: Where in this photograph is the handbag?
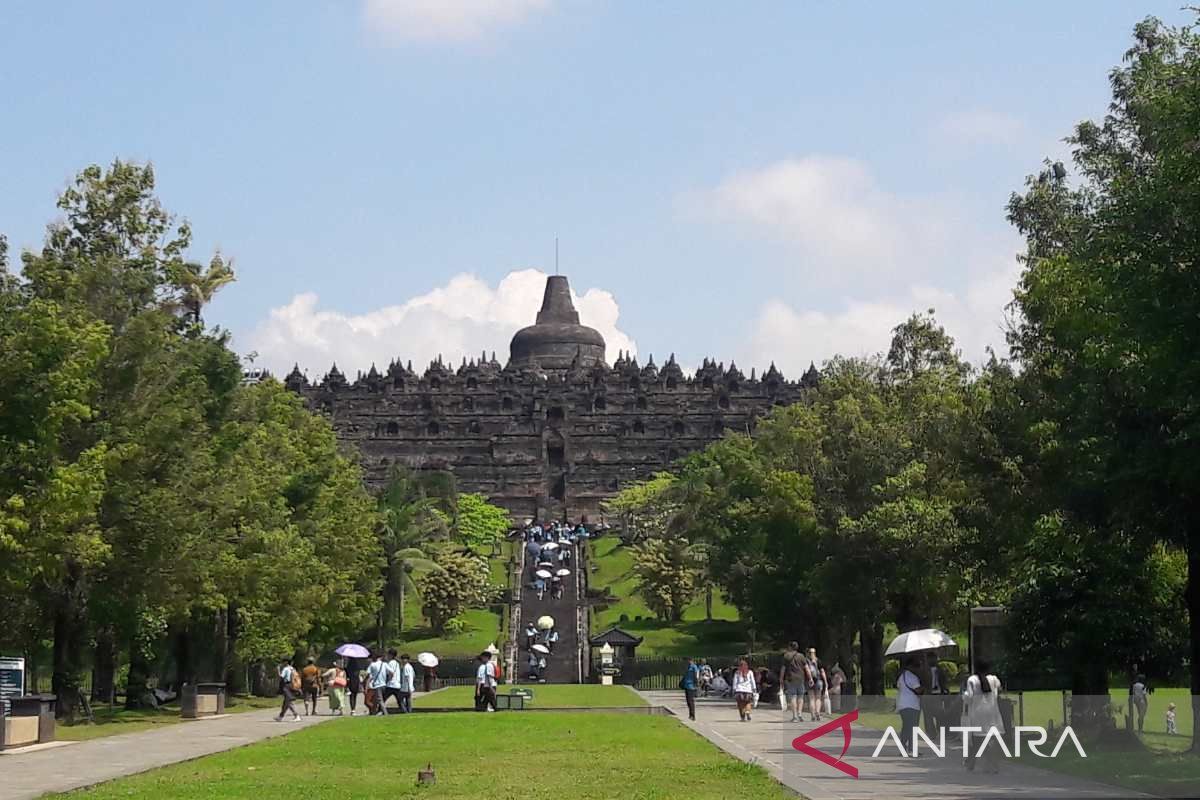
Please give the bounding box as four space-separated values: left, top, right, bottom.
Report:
822 689 832 715
778 692 787 711
678 677 688 690
752 692 760 708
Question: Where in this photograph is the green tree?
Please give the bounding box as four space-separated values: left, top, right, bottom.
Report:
378 470 445 643
1006 15 1200 744
418 549 493 636
453 493 509 554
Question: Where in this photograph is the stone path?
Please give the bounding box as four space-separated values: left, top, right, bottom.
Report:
639 691 1147 800
516 539 581 683
1 702 338 799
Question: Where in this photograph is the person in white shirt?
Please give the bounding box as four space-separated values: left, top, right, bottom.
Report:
383 648 403 715
366 652 391 716
1130 674 1149 733
398 653 416 713
895 656 924 754
475 651 498 711
732 658 758 721
962 663 1003 773
275 657 300 722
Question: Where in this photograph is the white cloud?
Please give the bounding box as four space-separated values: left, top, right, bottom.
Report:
934 109 1029 148
243 269 637 379
694 156 952 283
743 259 1021 376
363 0 551 43
694 155 1024 372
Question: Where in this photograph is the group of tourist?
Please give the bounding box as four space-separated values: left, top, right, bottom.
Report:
275 649 442 720
680 646 846 723
894 655 1006 773
522 520 581 601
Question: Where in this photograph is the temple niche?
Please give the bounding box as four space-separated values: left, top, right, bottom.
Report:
290 275 811 522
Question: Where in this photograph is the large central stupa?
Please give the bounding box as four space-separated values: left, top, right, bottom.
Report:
508 275 606 371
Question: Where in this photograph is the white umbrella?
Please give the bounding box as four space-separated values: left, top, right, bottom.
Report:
885 628 956 656
537 560 554 568
537 615 555 630
535 569 553 579
417 652 439 668
485 643 499 655
531 643 550 654
555 568 571 577
541 541 560 551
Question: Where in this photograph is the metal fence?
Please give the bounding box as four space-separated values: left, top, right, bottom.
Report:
591 654 783 690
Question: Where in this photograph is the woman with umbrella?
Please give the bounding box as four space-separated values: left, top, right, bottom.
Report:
335 643 370 715
418 652 439 692
886 629 954 754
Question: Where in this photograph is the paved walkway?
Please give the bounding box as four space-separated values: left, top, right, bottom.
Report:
640 691 1146 800
2 702 338 799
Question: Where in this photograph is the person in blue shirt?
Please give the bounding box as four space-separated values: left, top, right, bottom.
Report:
682 656 701 721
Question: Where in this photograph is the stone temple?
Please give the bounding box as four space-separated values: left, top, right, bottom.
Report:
286 275 816 521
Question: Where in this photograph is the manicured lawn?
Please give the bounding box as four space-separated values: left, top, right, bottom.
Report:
59 713 792 799
414 684 645 708
56 695 281 741
588 537 746 656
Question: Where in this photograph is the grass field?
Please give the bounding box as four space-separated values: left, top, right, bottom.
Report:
57 713 792 799
56 695 282 741
414 684 646 708
588 537 745 656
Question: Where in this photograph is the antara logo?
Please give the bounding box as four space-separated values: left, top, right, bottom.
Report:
791 709 1087 778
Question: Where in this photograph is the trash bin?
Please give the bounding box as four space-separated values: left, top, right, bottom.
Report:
1 694 55 749
181 682 226 718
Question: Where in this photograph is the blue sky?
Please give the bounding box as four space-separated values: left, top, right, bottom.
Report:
1 1 1191 378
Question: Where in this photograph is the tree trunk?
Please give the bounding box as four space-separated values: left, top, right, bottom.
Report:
1188 523 1200 753
92 626 117 703
705 585 713 621
398 575 406 633
859 622 885 696
174 626 194 690
51 564 86 722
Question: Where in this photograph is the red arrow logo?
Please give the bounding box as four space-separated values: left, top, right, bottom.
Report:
790 709 859 778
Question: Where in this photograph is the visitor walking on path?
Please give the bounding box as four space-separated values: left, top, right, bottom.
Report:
829 662 846 712
398 654 416 713
276 657 301 722
384 648 404 714
779 642 807 723
732 658 757 722
896 655 924 755
962 661 1004 774
323 661 348 715
346 657 361 715
366 651 390 716
300 657 321 715
806 648 828 722
475 651 498 711
681 656 701 721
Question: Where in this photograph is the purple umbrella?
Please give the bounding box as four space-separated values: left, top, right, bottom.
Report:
335 643 370 659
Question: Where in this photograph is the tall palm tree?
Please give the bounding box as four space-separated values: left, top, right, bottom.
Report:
378 471 445 644
171 254 236 325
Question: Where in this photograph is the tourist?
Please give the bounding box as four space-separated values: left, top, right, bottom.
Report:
698 660 714 697
732 659 757 722
896 656 924 755
398 654 416 713
756 668 779 707
1167 702 1178 735
422 662 437 693
476 651 498 712
323 660 348 716
275 657 300 722
300 657 321 715
806 647 828 722
779 642 808 723
527 651 540 680
1131 674 1149 733
547 628 560 652
534 576 546 600
681 656 700 721
384 648 404 714
346 657 361 715
923 652 949 736
551 576 564 599
366 651 390 716
525 622 538 650
962 661 1003 773
829 662 846 712
536 654 547 680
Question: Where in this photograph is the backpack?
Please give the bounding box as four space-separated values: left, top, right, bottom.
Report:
290 668 302 692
